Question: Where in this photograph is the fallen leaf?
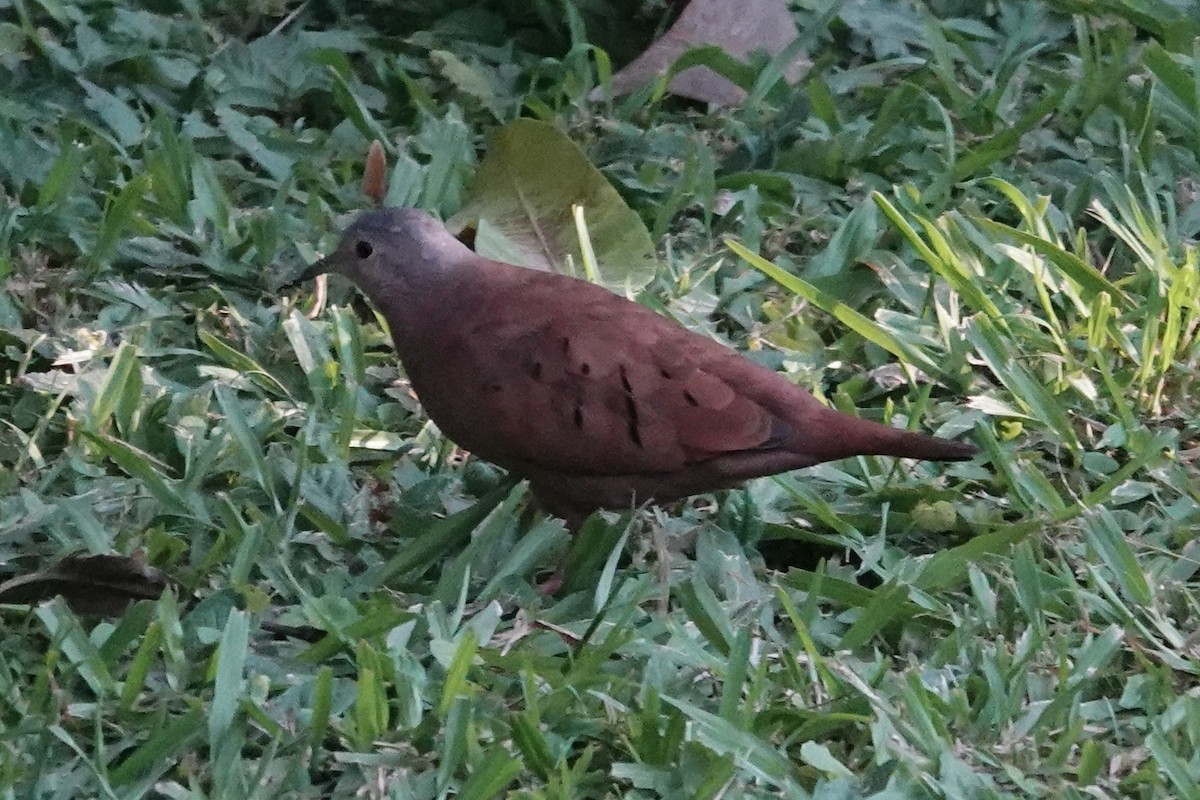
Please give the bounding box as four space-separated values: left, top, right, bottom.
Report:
0 553 172 616
592 0 808 106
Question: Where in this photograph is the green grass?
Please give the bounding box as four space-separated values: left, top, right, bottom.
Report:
2 1 1200 797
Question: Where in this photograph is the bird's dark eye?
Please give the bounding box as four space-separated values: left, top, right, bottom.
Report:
355 240 373 259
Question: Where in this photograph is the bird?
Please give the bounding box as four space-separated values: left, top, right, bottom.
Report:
294 208 977 535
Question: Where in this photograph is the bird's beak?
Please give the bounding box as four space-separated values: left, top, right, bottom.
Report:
283 257 330 289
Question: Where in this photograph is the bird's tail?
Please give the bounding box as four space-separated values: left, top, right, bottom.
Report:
797 403 977 463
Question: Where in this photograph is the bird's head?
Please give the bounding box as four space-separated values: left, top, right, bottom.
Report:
291 207 471 295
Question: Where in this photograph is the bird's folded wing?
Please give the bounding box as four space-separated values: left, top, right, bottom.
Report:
437 285 778 477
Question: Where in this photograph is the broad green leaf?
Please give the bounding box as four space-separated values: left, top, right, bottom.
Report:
209 609 249 746
439 629 479 716
80 431 196 519
451 118 657 290
1082 508 1153 606
662 695 800 792
673 579 733 656
839 581 919 651
353 640 388 747
92 173 150 266
458 748 523 800
214 384 277 508
86 340 139 432
78 78 144 148
120 620 163 711
216 106 293 183
953 88 1066 180
109 710 206 786
308 666 333 768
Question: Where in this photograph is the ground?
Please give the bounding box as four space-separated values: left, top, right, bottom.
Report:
0 1 1198 798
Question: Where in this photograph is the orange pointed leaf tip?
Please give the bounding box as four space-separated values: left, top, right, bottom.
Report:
297 207 978 530
362 140 388 205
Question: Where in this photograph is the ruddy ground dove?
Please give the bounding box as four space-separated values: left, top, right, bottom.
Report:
297 208 977 531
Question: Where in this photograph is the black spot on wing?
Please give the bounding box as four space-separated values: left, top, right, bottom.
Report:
625 395 642 448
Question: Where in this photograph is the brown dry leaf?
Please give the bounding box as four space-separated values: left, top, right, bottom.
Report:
363 139 388 205
0 553 171 616
593 0 808 106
